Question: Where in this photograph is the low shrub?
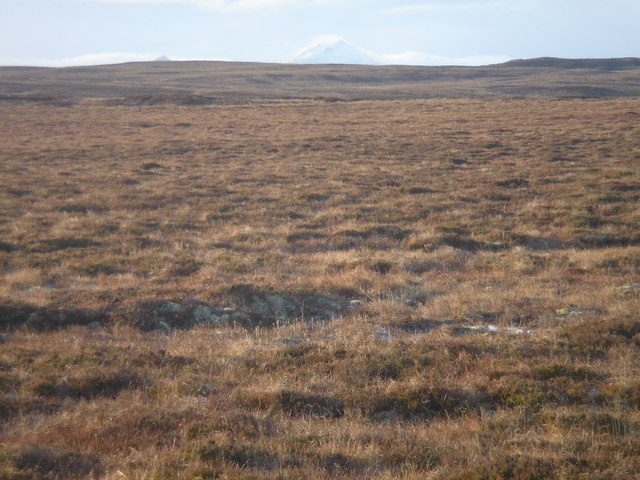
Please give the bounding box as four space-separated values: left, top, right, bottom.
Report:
197 440 276 469
32 370 145 400
495 178 529 188
457 456 555 480
10 444 103 479
367 386 491 420
568 214 601 229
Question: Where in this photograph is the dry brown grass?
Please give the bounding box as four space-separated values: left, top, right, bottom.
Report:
0 97 639 479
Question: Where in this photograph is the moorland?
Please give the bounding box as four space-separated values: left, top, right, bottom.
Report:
0 60 639 479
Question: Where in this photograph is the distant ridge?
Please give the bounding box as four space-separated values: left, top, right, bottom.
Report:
503 57 640 69
1 57 639 100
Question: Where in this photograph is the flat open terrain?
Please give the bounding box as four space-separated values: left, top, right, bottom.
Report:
2 57 640 100
0 62 639 479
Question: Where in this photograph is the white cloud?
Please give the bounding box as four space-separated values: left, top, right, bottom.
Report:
1 47 508 68
71 0 333 12
63 0 386 12
0 52 156 67
383 1 540 15
0 52 229 67
379 51 510 66
39 0 543 14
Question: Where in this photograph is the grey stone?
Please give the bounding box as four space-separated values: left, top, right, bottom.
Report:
228 284 345 327
555 305 604 320
373 325 392 339
462 311 500 323
155 321 172 334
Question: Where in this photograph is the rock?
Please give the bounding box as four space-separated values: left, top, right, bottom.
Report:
227 285 345 327
401 288 433 306
0 288 346 334
462 311 500 323
389 318 533 335
373 325 392 339
394 318 456 332
192 304 222 324
195 384 216 396
155 321 172 334
455 325 531 335
274 337 305 346
111 298 245 331
555 305 604 320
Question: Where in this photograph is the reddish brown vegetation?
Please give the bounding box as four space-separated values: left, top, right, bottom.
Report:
0 97 638 478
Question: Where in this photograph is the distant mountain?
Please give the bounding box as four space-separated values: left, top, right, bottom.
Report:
155 55 171 62
3 57 640 99
292 40 381 65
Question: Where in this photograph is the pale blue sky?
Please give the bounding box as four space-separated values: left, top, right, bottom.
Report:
1 0 639 66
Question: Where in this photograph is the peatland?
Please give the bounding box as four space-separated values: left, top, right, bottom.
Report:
0 60 639 479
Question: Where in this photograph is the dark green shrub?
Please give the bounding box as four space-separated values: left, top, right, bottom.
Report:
368 261 393 275
315 452 365 475
533 364 600 381
141 162 162 170
457 456 555 480
11 445 103 479
0 241 18 252
72 262 120 276
32 371 144 399
279 345 315 358
405 186 436 194
369 386 490 420
568 215 601 229
30 237 99 253
497 383 560 410
285 231 327 243
167 259 203 277
495 178 529 188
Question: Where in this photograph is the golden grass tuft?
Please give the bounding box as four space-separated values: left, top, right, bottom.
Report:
0 97 638 478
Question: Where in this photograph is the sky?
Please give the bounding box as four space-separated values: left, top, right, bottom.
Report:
1 0 639 67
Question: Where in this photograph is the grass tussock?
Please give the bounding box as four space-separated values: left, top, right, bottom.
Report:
0 97 638 478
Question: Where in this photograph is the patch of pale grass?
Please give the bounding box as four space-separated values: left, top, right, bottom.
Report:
3 267 43 288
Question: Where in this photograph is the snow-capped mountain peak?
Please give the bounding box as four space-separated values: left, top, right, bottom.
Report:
292 40 381 65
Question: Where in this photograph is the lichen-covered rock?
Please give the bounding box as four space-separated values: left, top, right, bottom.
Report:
109 298 249 332
1 289 346 333
227 284 345 327
555 305 604 320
